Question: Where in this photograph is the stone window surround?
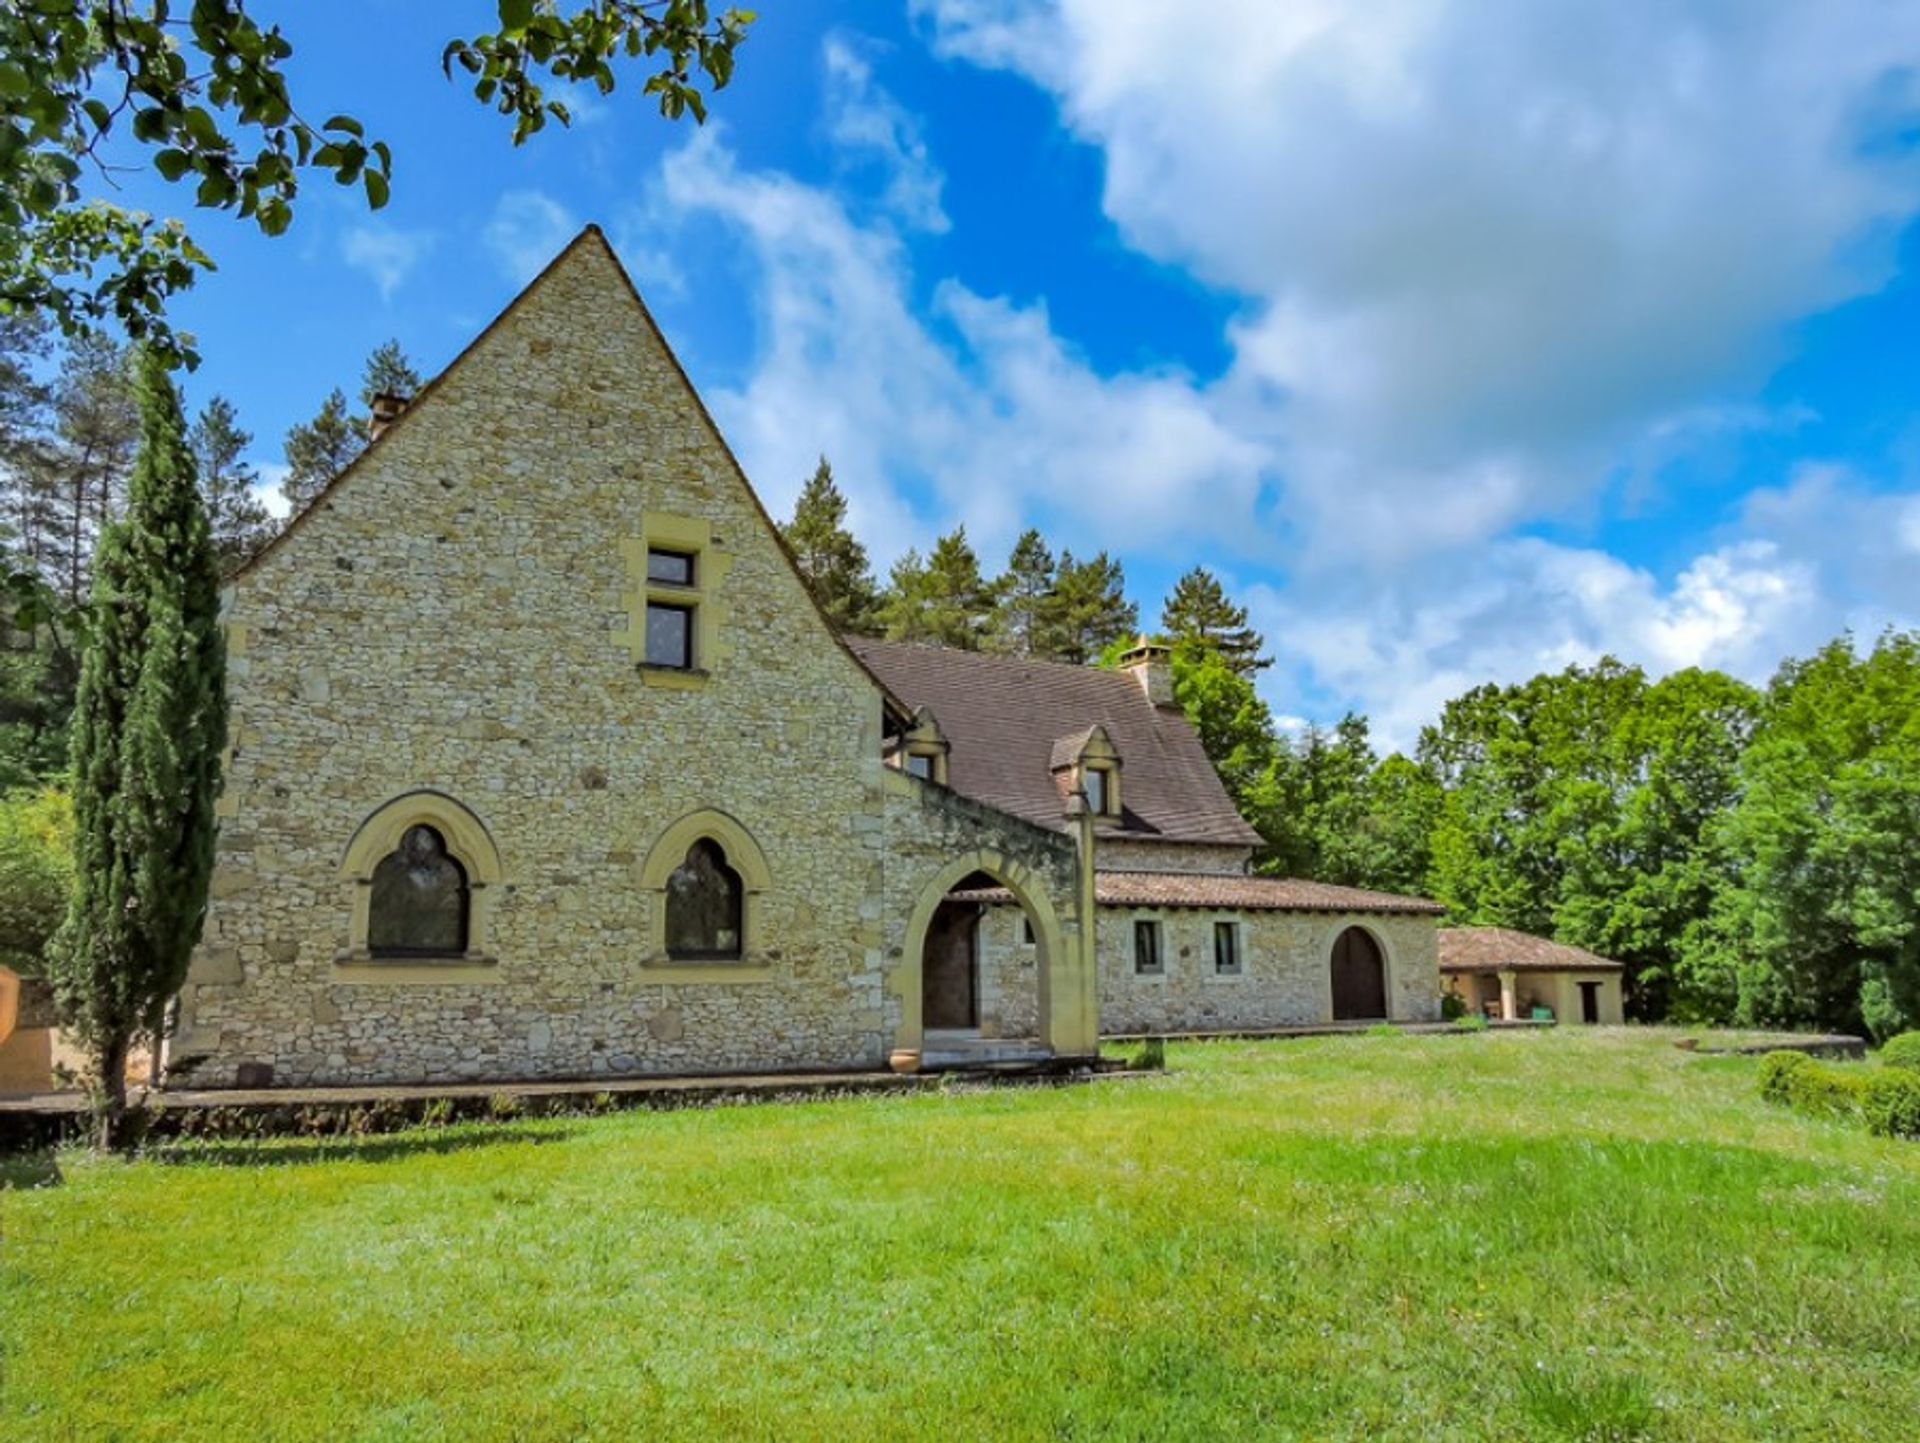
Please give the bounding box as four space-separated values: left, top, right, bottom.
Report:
1206 914 1247 982
334 790 504 984
636 808 775 983
615 511 735 690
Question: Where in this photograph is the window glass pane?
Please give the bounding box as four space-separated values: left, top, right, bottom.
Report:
666 839 744 959
647 548 695 585
369 825 469 956
1134 919 1161 974
646 603 692 668
1083 767 1106 815
1214 921 1241 973
905 753 933 779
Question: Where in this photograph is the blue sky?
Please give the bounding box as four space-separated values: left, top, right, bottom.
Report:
98 1 1920 745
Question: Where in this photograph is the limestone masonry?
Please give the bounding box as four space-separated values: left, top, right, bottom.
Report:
174 227 1439 1090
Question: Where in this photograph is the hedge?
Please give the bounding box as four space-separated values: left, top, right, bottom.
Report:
1878 1032 1920 1074
1756 1048 1920 1140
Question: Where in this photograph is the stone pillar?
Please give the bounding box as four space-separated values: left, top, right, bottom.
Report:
1498 968 1518 1022
1046 793 1102 1057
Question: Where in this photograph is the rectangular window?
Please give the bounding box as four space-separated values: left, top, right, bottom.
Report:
1083 767 1107 815
1134 918 1163 976
645 601 694 669
1213 921 1242 975
905 752 933 780
647 547 696 586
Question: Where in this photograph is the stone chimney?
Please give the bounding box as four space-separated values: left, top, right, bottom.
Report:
1118 635 1175 708
368 391 410 441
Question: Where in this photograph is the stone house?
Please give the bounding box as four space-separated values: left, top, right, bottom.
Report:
1439 927 1626 1024
170 226 1439 1091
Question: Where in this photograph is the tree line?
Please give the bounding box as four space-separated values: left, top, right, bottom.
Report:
777 461 1920 1041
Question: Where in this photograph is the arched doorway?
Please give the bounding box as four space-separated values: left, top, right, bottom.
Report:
924 891 983 1030
1330 926 1388 1021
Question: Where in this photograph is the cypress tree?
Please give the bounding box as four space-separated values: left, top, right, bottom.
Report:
50 348 226 1147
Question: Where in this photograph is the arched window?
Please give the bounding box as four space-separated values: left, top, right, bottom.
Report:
368 825 470 957
665 839 744 960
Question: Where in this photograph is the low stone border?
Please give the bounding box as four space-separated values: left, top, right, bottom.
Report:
1103 1018 1553 1045
0 1058 1126 1154
1675 1033 1867 1060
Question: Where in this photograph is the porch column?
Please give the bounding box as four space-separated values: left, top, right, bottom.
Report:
1498 968 1518 1022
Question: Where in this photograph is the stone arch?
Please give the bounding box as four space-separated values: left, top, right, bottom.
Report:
898 849 1069 1053
1328 921 1392 1022
339 790 504 962
638 809 773 961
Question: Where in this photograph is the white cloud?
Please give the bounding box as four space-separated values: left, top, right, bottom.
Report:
340 223 435 302
483 191 580 284
254 463 292 520
822 35 950 232
917 0 1920 558
644 128 1262 564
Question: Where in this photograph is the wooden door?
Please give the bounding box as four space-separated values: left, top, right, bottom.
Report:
1330 927 1387 1021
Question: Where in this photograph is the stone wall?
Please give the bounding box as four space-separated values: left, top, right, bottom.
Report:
1098 839 1252 875
1056 905 1441 1035
176 232 1084 1088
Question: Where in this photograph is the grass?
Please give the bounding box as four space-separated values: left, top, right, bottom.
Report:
4 1030 1919 1441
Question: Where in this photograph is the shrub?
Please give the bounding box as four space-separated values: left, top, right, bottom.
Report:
1453 1013 1490 1033
1862 1069 1920 1140
0 787 74 976
1877 1032 1920 1074
1756 1050 1810 1105
1126 1037 1166 1071
1439 989 1469 1022
1783 1059 1868 1120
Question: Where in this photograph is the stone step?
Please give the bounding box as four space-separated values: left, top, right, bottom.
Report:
919 1035 1054 1070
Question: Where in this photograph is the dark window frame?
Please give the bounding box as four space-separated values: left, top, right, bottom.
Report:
645 599 696 670
1133 917 1164 976
367 824 471 959
1213 920 1243 975
646 546 697 587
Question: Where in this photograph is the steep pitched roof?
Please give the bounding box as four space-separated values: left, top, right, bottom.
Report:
950 871 1444 915
1438 927 1625 974
847 638 1264 847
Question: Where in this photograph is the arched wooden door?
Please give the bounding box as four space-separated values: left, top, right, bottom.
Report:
1330 927 1388 1021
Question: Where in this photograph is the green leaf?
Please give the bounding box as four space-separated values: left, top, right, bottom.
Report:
499 0 536 30
323 114 364 138
153 149 193 181
364 169 389 209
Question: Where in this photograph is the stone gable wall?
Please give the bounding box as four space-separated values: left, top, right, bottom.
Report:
176 237 1079 1088
1098 839 1252 875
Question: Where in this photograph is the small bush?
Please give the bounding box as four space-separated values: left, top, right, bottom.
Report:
1862 1069 1920 1139
1877 1032 1920 1074
1453 1013 1489 1033
486 1092 523 1121
1783 1059 1867 1121
1439 990 1469 1021
1756 1050 1811 1105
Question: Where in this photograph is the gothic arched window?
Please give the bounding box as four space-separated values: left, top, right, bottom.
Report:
368 824 470 958
665 839 744 960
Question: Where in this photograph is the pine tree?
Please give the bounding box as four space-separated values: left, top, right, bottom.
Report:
991 528 1055 656
780 457 878 633
50 349 226 1148
281 387 361 515
360 339 423 411
879 526 999 650
1038 549 1137 664
1161 566 1269 675
191 396 274 574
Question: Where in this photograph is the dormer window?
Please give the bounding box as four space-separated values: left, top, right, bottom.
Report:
893 705 951 786
1083 765 1110 816
1052 724 1122 821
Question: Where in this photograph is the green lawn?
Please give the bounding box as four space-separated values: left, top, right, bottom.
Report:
4 1030 1919 1442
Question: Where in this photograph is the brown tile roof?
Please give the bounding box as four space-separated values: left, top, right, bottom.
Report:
848 638 1263 848
951 870 1445 915
1438 926 1625 974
